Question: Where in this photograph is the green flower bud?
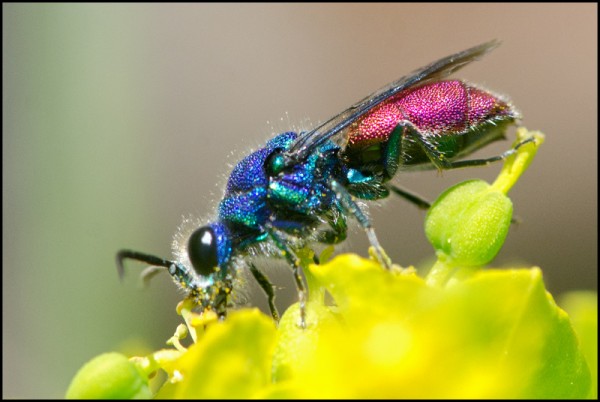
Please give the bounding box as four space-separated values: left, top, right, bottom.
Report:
424 128 544 271
425 179 512 267
66 352 151 399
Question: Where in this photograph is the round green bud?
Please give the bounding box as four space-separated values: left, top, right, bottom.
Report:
425 179 513 267
66 352 152 399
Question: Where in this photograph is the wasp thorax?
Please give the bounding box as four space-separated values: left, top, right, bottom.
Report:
188 226 220 277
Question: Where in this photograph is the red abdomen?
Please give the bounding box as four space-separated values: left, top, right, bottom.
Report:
346 80 517 148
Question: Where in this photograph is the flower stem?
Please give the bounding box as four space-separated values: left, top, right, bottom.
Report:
492 128 545 195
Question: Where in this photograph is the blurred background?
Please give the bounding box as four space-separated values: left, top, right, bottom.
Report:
3 4 597 398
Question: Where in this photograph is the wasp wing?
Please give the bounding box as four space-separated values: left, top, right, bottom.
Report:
284 40 500 165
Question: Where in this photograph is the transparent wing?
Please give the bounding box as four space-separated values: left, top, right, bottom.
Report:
284 40 500 165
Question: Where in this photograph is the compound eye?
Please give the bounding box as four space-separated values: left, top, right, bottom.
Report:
265 150 286 177
188 226 219 277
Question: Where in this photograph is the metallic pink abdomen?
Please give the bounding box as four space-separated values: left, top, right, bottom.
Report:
347 80 515 148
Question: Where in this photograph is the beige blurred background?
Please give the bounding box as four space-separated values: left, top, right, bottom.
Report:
3 4 597 398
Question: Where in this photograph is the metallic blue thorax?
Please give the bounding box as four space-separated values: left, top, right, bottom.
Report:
218 132 342 249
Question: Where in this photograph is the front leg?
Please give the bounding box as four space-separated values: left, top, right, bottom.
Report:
262 224 308 328
249 263 280 322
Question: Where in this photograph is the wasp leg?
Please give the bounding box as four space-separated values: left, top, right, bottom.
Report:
263 224 307 328
249 263 280 322
313 254 320 264
439 136 536 169
329 180 391 270
386 184 432 209
400 122 536 170
381 124 403 179
388 183 524 226
317 207 348 245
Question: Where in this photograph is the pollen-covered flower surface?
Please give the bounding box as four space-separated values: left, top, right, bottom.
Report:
267 256 591 399
66 254 594 399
